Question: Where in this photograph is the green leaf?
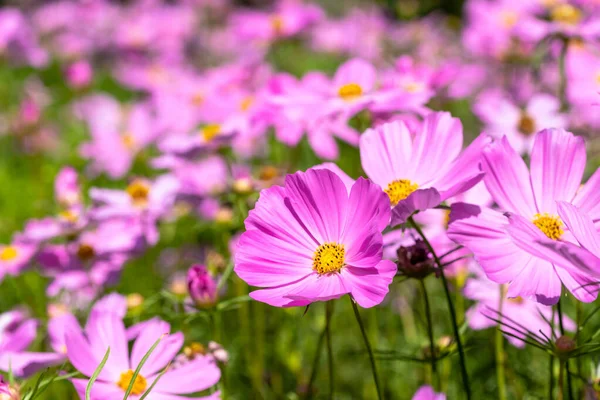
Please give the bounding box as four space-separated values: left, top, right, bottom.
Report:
216 295 252 311
123 335 164 400
138 363 171 400
87 347 111 400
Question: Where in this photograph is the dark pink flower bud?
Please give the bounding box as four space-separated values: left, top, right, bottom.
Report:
187 264 217 307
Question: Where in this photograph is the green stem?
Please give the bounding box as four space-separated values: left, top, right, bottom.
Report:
549 354 555 400
409 217 471 399
557 35 570 112
325 301 335 400
349 296 383 400
419 279 439 389
496 286 507 400
305 320 326 399
556 299 574 400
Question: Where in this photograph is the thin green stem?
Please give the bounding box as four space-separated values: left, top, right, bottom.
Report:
495 286 507 400
419 279 439 389
549 354 555 400
305 321 326 399
556 299 574 400
350 296 383 400
409 217 471 399
325 301 335 400
557 35 570 112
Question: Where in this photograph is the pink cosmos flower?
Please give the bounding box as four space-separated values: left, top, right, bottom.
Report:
359 112 490 225
474 90 566 154
67 312 221 399
464 268 575 348
0 242 36 282
412 385 445 400
65 60 93 89
448 128 600 304
0 310 64 377
235 168 396 308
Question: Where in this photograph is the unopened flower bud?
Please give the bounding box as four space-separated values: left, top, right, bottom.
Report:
396 240 435 279
555 335 576 354
187 264 217 308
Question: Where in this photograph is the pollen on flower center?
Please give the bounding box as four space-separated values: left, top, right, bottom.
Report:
121 132 135 150
532 213 564 240
271 15 284 34
518 113 536 135
201 124 221 142
117 370 147 395
240 97 253 112
183 342 206 360
500 10 518 28
338 83 363 100
0 246 18 261
507 296 524 304
313 242 345 274
551 4 581 25
126 180 150 207
77 243 95 261
385 179 419 206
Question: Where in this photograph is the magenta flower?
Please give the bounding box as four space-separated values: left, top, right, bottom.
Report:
448 128 600 304
359 112 490 225
0 242 35 282
187 264 218 307
235 168 396 308
0 310 64 377
67 312 221 399
412 385 445 400
464 269 575 348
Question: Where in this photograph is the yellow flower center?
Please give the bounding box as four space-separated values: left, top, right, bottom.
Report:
518 113 536 136
126 293 144 310
403 81 423 93
338 83 363 101
121 132 135 150
191 92 204 106
507 296 524 304
76 243 95 261
59 209 79 223
500 10 518 28
201 124 221 142
183 342 206 360
595 72 600 85
126 180 151 208
313 243 345 274
551 4 581 25
385 179 419 206
117 370 147 395
0 246 18 261
532 213 564 240
240 97 254 112
271 15 284 34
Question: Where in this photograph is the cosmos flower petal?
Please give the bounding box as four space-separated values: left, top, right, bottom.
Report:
312 162 355 193
573 168 600 221
150 355 221 394
284 169 348 243
235 229 314 288
286 272 349 302
72 378 124 399
557 201 600 255
481 136 537 216
65 326 105 379
448 204 528 283
554 264 599 303
530 129 585 213
390 188 441 226
360 120 413 188
506 257 562 305
130 319 182 377
0 352 65 378
85 311 129 377
249 276 315 307
343 260 396 308
342 177 390 239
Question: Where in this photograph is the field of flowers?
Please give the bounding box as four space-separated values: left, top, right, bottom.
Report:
1 0 600 399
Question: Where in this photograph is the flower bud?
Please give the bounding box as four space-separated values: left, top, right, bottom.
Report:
187 264 217 307
0 376 20 400
396 240 435 279
555 335 576 354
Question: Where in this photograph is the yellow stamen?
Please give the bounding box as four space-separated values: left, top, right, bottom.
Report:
259 166 279 181
313 243 345 274
595 72 600 85
76 244 95 261
507 296 524 304
271 15 284 34
338 83 363 101
126 180 150 208
0 246 18 262
117 370 147 395
403 81 423 93
201 124 221 142
533 213 564 240
59 209 79 223
121 132 135 150
500 10 518 28
183 342 206 360
126 293 144 310
551 4 581 25
240 97 254 112
518 113 536 135
191 92 204 106
385 179 419 206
